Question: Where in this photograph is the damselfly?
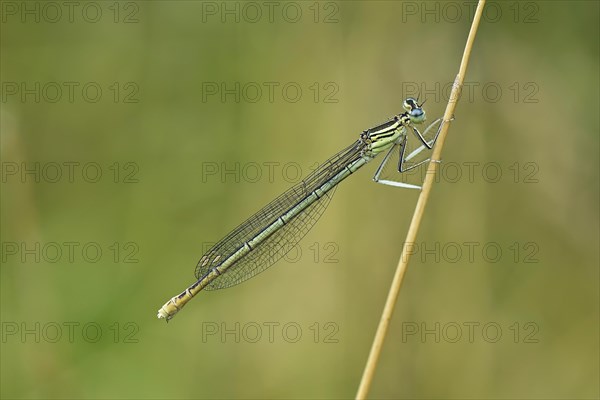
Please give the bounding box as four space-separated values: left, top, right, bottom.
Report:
157 98 443 321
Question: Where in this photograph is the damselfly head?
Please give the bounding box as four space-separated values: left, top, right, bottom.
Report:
403 97 426 124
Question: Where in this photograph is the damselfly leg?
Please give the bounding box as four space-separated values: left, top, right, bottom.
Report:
373 117 446 189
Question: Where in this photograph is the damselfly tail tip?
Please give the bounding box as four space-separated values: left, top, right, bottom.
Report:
157 309 168 322
157 298 180 322
157 310 173 323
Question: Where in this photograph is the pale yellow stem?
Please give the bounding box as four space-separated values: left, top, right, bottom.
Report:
355 1 487 398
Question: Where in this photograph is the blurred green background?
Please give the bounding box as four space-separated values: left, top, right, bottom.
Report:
1 1 598 399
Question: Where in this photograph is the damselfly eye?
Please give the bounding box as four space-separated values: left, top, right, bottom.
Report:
411 108 424 118
409 107 426 124
403 97 418 111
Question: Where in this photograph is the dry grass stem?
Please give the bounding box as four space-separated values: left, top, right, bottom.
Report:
355 1 487 398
